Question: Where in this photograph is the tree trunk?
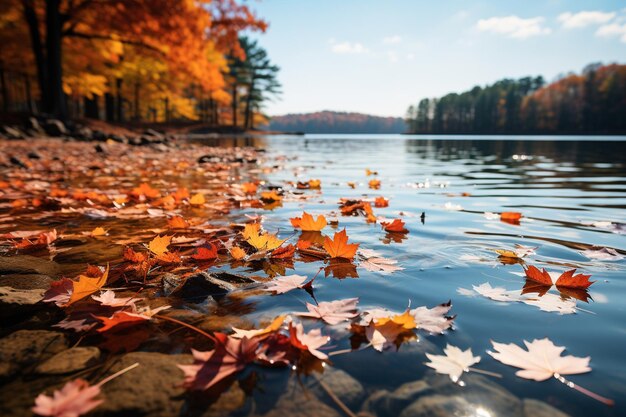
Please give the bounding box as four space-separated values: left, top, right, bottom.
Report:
24 73 33 112
0 62 8 112
231 85 238 127
115 78 123 121
105 92 114 121
164 96 169 122
244 77 255 130
23 0 47 113
45 0 66 119
84 95 99 118
134 81 140 120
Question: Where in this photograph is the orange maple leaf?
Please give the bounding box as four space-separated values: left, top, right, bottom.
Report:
123 247 147 263
189 193 206 206
260 190 282 202
271 244 295 259
501 212 522 224
148 235 172 256
131 183 160 199
374 197 389 208
369 179 381 189
323 229 359 259
290 212 327 231
309 179 321 189
192 245 218 260
95 311 148 333
242 182 258 195
230 246 246 260
65 265 109 306
524 265 594 289
168 216 189 229
381 219 408 233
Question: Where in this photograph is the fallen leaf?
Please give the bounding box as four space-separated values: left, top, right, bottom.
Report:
524 265 594 289
289 322 330 360
65 265 109 306
374 197 389 208
192 245 218 260
92 290 142 307
323 229 359 259
425 344 481 382
290 212 327 231
32 379 103 417
501 211 522 224
489 338 590 381
264 275 310 294
230 246 246 260
381 219 408 233
148 235 172 257
232 316 285 339
168 216 189 229
581 247 623 261
189 193 206 206
295 298 359 325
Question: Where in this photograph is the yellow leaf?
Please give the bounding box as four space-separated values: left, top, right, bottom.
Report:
375 309 416 330
189 193 206 205
148 235 172 256
230 246 246 260
65 265 109 306
90 227 107 237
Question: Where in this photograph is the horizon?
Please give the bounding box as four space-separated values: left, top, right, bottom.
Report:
253 0 626 118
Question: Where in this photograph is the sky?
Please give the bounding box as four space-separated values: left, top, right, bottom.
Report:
249 0 626 118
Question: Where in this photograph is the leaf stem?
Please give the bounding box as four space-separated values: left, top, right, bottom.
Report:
553 374 614 406
155 314 216 341
468 367 502 378
96 362 139 387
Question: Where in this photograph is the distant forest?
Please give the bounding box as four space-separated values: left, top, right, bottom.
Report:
269 111 405 133
405 63 626 135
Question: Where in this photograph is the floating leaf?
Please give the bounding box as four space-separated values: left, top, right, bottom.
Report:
425 344 481 382
323 229 359 260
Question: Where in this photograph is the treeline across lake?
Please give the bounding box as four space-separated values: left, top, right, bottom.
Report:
269 111 405 133
405 63 626 135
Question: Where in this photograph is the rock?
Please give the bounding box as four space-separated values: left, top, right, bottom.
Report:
43 119 68 136
109 133 127 143
92 129 107 141
27 151 41 159
2 125 24 139
198 154 218 164
399 394 473 417
163 271 256 301
26 116 44 134
261 380 342 417
75 126 93 140
0 273 55 290
94 352 192 417
35 347 101 374
361 380 431 416
9 156 26 168
95 143 105 153
522 399 572 417
309 367 366 409
0 286 44 318
0 255 61 277
144 128 165 139
0 330 68 379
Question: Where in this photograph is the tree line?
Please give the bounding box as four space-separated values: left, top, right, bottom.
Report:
405 63 626 135
0 0 280 129
269 111 406 134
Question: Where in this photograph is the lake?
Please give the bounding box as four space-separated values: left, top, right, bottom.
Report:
213 134 626 417
2 134 625 417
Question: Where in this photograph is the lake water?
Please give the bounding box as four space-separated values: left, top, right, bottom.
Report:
218 134 626 417
2 134 625 417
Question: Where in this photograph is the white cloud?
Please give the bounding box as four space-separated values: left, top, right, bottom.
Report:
406 53 415 60
330 41 369 54
383 35 402 44
476 15 551 39
596 22 626 42
558 11 616 28
387 51 399 63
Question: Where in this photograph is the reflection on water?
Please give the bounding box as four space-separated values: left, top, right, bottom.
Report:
236 134 625 417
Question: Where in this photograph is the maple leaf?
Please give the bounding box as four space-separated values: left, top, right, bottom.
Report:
374 197 389 207
232 316 285 339
42 278 74 307
92 290 142 307
524 265 594 289
32 379 103 417
495 244 537 259
260 191 282 202
500 211 522 224
230 246 246 260
323 229 359 259
264 275 310 294
189 193 206 205
489 338 590 381
241 182 258 195
123 247 148 263
131 183 160 199
425 344 481 382
410 301 454 333
581 247 623 261
65 265 109 306
295 298 359 325
289 322 330 360
290 212 327 231
148 235 172 257
192 245 218 260
95 311 150 333
270 244 295 259
88 227 107 237
368 179 381 189
381 219 408 233
309 179 321 189
179 334 261 390
358 249 403 273
168 216 189 229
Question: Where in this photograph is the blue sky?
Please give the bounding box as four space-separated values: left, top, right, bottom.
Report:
250 0 626 117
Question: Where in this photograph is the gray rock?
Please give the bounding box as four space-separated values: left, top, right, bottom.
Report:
0 273 55 290
35 347 101 374
261 380 342 417
0 287 44 319
26 117 44 134
361 380 431 416
75 126 93 140
2 125 24 139
399 394 473 417
0 330 68 378
43 119 68 136
522 399 572 417
163 271 256 301
309 367 366 409
94 352 192 417
0 255 61 277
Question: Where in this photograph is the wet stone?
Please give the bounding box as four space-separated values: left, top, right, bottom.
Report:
260 380 342 417
94 352 192 417
360 380 431 417
35 347 101 375
0 274 55 290
0 255 61 277
163 271 256 301
0 330 68 379
0 286 45 319
399 394 473 417
308 367 366 410
522 399 572 417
